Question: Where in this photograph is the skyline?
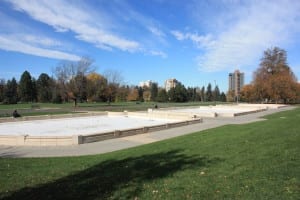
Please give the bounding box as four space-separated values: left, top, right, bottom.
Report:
0 0 300 92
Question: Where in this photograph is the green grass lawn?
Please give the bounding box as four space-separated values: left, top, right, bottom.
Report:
0 101 219 118
0 108 299 199
0 101 219 110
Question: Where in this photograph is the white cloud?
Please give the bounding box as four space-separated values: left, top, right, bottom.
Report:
149 50 167 59
171 30 215 49
148 26 165 37
0 9 79 60
171 30 185 41
8 0 140 52
0 35 80 61
22 35 62 47
191 0 300 72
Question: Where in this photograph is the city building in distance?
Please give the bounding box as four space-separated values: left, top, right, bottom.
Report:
139 80 153 88
165 78 178 92
228 70 244 100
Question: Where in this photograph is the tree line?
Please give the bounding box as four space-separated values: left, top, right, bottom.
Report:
0 57 226 104
128 82 226 103
1 47 298 105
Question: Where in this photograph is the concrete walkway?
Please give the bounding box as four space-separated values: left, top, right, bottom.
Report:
0 106 295 158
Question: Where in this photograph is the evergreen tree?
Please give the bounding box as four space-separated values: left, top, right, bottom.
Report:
168 83 188 102
220 92 227 102
195 87 202 101
150 83 158 101
0 79 5 102
167 87 175 102
157 89 168 102
4 78 18 104
37 73 53 102
137 86 144 102
213 85 221 101
206 83 213 101
19 71 34 102
31 78 38 102
187 87 196 101
201 86 205 102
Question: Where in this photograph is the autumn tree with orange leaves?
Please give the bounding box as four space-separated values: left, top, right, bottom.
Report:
86 73 107 102
243 47 299 103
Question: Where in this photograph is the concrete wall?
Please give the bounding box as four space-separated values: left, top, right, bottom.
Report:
0 135 76 146
148 110 205 119
81 118 203 144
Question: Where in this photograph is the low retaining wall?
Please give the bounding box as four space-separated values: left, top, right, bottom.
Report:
236 103 288 109
81 118 203 144
215 108 267 117
148 110 208 119
108 111 199 120
150 107 219 118
192 112 217 118
0 135 77 146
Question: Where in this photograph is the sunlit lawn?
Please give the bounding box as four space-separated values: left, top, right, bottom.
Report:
0 101 219 118
0 107 299 199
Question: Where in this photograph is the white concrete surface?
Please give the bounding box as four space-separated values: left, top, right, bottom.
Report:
163 104 267 116
0 115 178 136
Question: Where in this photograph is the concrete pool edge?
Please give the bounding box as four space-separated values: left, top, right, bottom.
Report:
0 104 290 147
0 111 202 146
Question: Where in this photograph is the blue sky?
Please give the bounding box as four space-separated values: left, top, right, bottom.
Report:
0 0 299 92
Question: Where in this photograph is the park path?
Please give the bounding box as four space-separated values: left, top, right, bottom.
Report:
0 106 295 158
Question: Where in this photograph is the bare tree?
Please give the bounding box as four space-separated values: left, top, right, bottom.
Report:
53 57 96 103
103 69 124 86
102 69 125 103
77 57 96 75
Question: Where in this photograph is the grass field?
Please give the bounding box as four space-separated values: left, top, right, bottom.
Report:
0 107 299 199
0 101 219 118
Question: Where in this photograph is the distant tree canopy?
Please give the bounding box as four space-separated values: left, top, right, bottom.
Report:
167 82 186 102
0 74 226 104
156 89 168 102
241 47 299 103
0 57 229 104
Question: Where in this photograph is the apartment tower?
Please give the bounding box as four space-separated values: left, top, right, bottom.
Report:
165 78 178 92
228 70 244 98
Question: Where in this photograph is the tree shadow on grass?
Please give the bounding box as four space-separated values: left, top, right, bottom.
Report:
1 149 223 200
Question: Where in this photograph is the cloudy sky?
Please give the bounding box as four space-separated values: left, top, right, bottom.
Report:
0 0 299 92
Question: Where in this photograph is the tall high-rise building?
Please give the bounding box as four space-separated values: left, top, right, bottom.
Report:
228 70 244 98
165 78 178 92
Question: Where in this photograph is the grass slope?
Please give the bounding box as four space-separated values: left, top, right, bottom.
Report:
0 108 299 199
